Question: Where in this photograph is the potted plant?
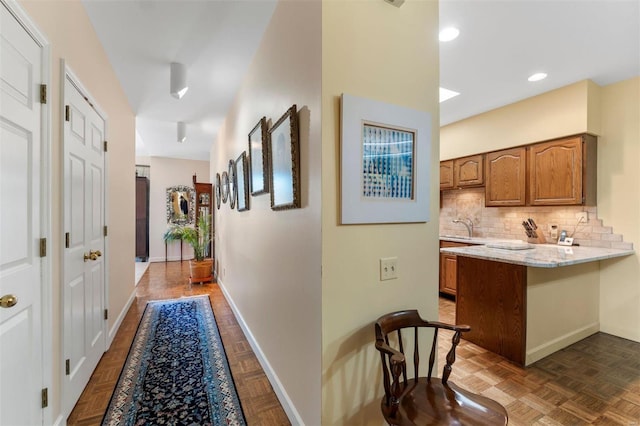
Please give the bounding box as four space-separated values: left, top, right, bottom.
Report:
181 214 213 283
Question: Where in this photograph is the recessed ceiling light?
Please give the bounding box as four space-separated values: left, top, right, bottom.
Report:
440 87 460 103
439 27 460 42
528 72 548 82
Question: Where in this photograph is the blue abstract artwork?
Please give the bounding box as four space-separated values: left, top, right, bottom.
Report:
361 123 415 199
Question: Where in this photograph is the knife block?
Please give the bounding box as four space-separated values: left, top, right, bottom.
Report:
527 232 547 244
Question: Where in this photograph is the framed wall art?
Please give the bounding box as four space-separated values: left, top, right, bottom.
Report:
268 104 300 210
228 159 237 210
340 93 431 224
235 151 250 212
215 173 221 210
221 171 229 204
248 117 269 195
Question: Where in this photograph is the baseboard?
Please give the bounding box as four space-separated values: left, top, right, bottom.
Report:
217 279 304 426
107 288 137 349
53 413 65 426
526 322 599 365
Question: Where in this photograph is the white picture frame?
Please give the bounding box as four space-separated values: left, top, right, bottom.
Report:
340 93 431 224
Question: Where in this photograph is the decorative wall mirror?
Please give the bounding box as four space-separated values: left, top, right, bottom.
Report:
228 159 237 210
166 185 196 225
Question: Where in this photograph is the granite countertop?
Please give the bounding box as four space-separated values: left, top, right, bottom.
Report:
439 241 635 268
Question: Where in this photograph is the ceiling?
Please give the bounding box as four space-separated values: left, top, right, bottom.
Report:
83 0 640 161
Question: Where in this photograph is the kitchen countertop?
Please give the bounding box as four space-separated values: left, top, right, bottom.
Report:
439 236 634 268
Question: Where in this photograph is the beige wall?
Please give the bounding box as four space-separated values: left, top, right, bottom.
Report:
211 1 322 423
321 1 440 424
147 157 210 262
440 77 640 344
19 0 136 421
440 80 599 160
598 77 640 341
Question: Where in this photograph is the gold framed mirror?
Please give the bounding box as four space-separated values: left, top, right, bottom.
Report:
166 185 196 225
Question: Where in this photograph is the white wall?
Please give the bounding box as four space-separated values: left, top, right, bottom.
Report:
147 156 210 262
211 1 322 423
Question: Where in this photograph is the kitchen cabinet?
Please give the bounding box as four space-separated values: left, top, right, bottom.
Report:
440 160 454 190
439 241 472 296
528 134 597 206
485 147 527 206
454 154 484 187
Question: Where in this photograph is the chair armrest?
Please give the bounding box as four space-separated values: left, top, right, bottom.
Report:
375 341 405 366
428 321 471 333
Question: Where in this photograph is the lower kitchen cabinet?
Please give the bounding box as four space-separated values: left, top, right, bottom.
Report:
439 241 472 297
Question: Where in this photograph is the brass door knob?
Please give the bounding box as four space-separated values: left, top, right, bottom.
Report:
0 294 18 308
84 252 98 262
90 250 102 257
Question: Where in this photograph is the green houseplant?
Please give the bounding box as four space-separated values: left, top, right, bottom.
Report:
162 214 213 283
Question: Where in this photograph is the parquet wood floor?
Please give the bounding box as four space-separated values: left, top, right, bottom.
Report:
67 262 640 425
67 261 290 426
438 296 640 426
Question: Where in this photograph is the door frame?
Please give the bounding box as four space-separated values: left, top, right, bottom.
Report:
60 60 110 417
1 0 52 424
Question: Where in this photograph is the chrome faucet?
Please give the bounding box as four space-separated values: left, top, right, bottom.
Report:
453 218 473 238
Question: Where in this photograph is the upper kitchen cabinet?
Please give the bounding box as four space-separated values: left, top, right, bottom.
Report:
440 160 454 190
485 147 527 206
454 154 484 187
528 134 597 206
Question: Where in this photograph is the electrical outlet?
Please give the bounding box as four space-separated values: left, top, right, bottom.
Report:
380 257 398 281
549 225 558 240
575 212 588 223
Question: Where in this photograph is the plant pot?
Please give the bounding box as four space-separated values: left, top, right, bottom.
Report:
189 258 213 284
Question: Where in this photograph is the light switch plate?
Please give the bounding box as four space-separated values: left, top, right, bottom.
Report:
380 257 398 281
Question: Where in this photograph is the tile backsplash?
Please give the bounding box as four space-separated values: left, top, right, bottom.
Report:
440 187 633 250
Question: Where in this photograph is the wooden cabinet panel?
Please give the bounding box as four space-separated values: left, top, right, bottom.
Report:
439 241 474 297
440 160 454 190
529 135 596 206
456 256 527 366
454 154 484 187
485 147 526 206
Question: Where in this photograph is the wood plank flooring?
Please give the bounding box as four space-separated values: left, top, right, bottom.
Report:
68 262 640 425
67 261 290 426
438 296 640 426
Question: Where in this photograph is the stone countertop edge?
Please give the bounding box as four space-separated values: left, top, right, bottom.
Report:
439 243 635 268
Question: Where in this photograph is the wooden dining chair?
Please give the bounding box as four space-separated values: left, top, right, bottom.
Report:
374 310 508 425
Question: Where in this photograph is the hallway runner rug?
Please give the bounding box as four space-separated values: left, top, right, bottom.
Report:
102 295 246 426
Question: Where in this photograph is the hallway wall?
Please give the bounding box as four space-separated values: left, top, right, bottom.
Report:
18 1 136 422
211 1 322 423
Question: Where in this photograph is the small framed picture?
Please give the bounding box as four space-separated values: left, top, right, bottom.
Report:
248 117 269 196
268 104 300 210
235 151 250 212
215 173 221 210
221 171 229 204
228 159 237 210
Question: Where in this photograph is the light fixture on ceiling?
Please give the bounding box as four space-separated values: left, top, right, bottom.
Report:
177 121 186 143
439 27 460 42
439 87 460 103
170 62 189 99
528 72 548 82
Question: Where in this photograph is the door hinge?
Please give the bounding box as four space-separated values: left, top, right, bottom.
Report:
39 238 46 257
40 84 47 104
103 226 108 237
65 359 70 375
41 388 48 408
104 309 108 320
104 141 108 152
65 232 70 248
65 105 70 121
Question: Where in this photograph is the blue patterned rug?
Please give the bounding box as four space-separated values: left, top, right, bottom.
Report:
102 296 246 426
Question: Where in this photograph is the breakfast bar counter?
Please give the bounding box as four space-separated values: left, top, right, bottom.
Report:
439 239 634 366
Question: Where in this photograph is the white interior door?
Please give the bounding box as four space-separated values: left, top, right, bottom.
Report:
0 3 44 425
62 74 106 415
